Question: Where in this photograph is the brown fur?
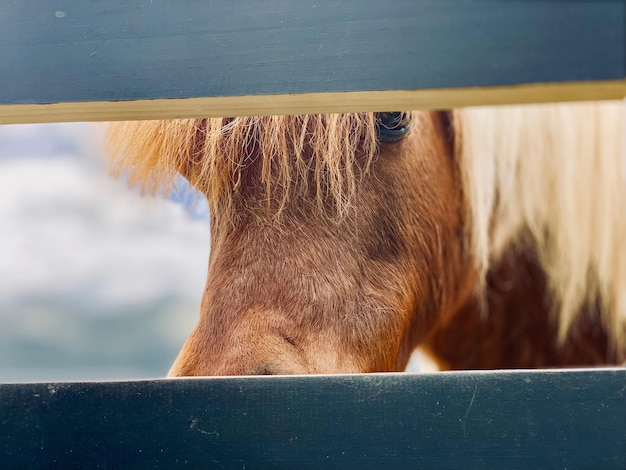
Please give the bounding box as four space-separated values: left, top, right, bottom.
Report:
423 238 625 369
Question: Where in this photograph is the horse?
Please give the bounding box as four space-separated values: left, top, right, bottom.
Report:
106 102 626 376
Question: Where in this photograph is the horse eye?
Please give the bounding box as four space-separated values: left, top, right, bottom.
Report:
376 112 411 143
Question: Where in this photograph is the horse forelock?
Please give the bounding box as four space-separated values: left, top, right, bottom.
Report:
106 113 379 219
455 101 626 345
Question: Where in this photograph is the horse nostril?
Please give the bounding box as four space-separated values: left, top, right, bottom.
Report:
249 364 284 375
248 363 296 376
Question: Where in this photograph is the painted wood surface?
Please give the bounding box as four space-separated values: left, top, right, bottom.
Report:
1 369 624 469
0 1 624 123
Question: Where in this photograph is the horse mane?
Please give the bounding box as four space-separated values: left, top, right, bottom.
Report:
106 114 378 218
454 101 625 342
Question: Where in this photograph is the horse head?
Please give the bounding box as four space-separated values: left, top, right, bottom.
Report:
109 112 475 375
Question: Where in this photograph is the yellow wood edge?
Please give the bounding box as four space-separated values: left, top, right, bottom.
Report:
1 80 624 124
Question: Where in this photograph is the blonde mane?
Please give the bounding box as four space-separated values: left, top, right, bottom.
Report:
455 101 625 342
106 114 378 218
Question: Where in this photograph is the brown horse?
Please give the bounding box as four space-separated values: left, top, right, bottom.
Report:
107 102 626 376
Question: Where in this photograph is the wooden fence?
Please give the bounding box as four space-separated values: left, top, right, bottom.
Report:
1 2 625 468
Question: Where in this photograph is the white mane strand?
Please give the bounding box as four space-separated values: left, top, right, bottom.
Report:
455 101 625 342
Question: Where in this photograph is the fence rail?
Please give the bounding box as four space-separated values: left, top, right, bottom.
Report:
1 1 625 469
0 1 624 123
1 369 625 469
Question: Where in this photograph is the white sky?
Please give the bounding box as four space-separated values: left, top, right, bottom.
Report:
0 156 210 309
0 123 212 380
0 123 210 312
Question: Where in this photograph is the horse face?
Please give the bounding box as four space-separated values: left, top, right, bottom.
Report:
169 112 471 376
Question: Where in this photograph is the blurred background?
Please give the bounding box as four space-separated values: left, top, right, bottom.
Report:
0 123 211 382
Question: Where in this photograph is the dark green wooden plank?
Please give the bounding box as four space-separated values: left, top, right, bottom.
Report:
0 369 624 469
0 1 623 106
